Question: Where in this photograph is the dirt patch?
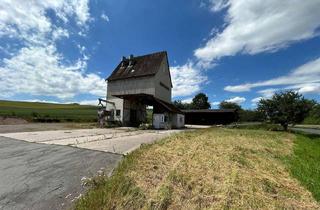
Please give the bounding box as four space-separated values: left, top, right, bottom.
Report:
0 123 96 133
0 116 28 125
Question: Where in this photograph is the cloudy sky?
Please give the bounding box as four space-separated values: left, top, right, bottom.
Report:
0 0 320 108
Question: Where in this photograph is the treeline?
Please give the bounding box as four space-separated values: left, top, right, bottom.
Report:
174 91 320 126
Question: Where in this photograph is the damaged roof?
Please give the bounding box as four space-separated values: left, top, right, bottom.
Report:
106 51 170 83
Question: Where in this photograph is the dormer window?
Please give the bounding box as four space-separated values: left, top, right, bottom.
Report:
128 60 134 67
120 62 126 68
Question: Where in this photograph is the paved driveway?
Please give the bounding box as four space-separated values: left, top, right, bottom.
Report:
0 128 182 154
291 127 320 135
0 128 184 210
0 136 121 210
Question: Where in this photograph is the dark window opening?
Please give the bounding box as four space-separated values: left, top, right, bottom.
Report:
116 110 121 116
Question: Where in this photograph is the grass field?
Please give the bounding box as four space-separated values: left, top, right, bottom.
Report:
0 100 98 122
285 134 320 202
75 128 320 209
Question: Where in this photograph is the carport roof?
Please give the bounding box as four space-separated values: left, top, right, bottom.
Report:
112 93 183 114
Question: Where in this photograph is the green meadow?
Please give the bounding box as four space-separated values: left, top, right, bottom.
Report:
0 100 98 122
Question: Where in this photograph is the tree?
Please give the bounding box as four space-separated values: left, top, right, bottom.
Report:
257 91 314 131
303 103 320 124
219 101 242 110
173 100 192 110
191 93 211 109
238 109 264 122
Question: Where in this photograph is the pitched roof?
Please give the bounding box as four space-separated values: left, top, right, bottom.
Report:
153 97 183 114
106 51 168 82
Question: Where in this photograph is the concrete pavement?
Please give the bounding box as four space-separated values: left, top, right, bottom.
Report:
0 136 121 210
291 127 320 135
0 127 185 209
0 128 183 154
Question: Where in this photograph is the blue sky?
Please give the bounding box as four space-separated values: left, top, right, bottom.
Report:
1 0 320 108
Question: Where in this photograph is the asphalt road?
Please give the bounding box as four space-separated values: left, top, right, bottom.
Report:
291 127 320 135
0 136 122 210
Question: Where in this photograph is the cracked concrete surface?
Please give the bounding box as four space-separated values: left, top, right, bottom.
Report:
0 136 121 210
0 127 184 209
1 128 183 154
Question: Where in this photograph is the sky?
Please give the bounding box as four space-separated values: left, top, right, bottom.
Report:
0 0 320 109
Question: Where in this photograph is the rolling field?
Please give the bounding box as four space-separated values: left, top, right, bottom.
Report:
0 100 98 122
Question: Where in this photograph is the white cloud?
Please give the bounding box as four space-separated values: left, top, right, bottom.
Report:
0 0 107 101
77 99 99 105
0 0 91 45
19 99 99 106
225 96 246 104
171 62 207 97
209 0 229 12
101 12 110 22
19 99 60 104
0 45 106 99
183 0 320 96
195 0 320 64
181 98 193 103
211 101 220 107
224 84 251 92
52 28 69 40
258 88 278 98
288 83 320 94
251 97 262 104
224 57 320 94
74 0 91 26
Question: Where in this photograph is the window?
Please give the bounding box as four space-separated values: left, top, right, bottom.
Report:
164 115 168 122
116 110 121 116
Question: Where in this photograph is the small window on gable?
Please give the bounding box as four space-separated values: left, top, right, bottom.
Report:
116 110 121 116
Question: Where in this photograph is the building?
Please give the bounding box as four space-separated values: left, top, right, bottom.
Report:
183 109 238 125
105 51 184 128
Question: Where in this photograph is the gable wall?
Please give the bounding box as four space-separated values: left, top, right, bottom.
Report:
154 58 172 103
107 76 156 97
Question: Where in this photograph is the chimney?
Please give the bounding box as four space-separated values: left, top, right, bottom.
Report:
128 54 134 67
120 56 127 68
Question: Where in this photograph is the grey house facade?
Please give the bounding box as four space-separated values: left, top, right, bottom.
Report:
105 51 184 128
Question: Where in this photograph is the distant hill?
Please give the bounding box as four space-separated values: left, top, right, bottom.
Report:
0 100 98 122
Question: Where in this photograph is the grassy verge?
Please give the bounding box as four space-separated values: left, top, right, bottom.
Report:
75 128 319 209
0 100 97 122
285 134 320 202
231 123 283 131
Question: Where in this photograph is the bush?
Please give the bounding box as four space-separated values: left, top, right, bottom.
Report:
239 110 263 122
303 104 320 125
139 123 152 130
